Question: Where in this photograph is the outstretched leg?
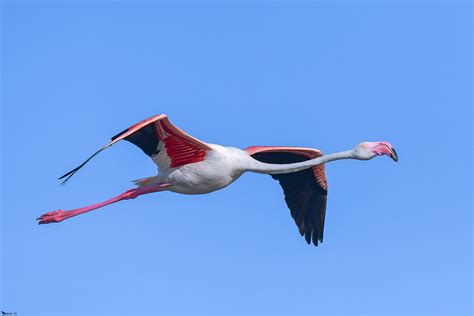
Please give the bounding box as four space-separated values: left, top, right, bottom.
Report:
36 183 172 224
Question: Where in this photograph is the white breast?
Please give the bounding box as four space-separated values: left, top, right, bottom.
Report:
160 144 249 195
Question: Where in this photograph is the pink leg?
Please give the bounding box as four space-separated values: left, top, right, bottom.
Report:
36 183 172 224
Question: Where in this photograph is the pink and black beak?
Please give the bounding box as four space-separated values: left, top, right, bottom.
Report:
380 142 398 162
389 147 398 162
369 141 399 162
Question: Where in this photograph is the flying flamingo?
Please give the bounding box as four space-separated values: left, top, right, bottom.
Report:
37 114 398 246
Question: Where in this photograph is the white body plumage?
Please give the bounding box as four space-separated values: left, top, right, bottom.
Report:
157 144 250 194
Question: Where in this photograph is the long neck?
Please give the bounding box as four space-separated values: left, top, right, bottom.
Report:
246 150 354 175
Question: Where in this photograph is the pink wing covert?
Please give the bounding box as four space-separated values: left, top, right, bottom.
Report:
246 146 327 190
59 114 210 184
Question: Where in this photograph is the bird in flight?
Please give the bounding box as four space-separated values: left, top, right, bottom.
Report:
37 114 398 246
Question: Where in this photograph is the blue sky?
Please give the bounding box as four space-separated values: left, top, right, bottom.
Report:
1 1 472 315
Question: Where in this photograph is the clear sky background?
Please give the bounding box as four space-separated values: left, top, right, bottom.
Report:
1 1 472 316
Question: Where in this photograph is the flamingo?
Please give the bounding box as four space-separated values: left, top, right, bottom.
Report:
37 114 398 246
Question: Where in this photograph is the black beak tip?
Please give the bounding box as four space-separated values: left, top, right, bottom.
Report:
390 148 399 162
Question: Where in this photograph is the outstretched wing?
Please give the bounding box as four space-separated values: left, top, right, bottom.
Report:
246 146 328 246
59 114 211 184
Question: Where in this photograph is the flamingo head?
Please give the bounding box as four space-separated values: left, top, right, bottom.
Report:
352 141 398 162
